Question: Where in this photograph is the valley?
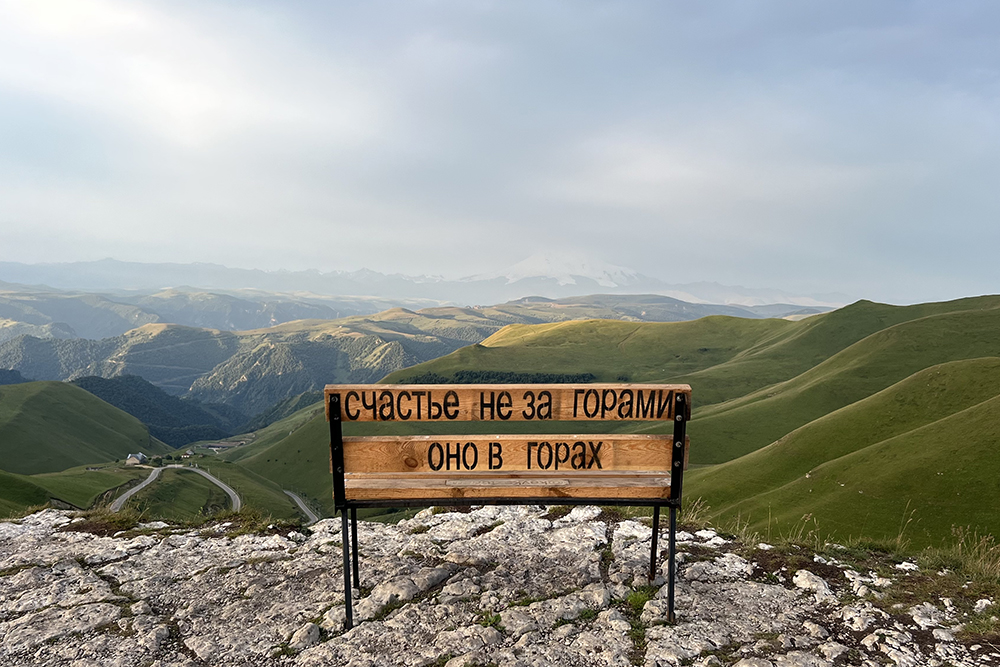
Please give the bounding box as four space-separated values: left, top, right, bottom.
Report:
1 289 998 556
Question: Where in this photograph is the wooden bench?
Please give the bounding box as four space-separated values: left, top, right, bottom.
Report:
326 383 691 629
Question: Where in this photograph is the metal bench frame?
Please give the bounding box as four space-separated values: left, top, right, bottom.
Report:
328 389 689 630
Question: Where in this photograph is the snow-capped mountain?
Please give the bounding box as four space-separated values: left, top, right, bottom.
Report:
472 252 639 288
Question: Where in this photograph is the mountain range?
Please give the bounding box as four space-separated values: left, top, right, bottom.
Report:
0 256 850 308
0 283 438 343
0 293 827 418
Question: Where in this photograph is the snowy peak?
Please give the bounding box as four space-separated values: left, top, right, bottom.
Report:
473 252 640 288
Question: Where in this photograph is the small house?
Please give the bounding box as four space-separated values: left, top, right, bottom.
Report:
124 452 148 466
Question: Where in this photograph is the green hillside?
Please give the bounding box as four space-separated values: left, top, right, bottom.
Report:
123 468 233 521
387 297 1000 463
688 304 1000 462
242 391 323 432
31 465 150 510
670 296 1000 406
0 464 152 517
370 295 1000 547
234 416 335 515
388 296 1000 406
186 459 301 520
384 316 795 386
222 400 326 464
686 358 1000 547
0 381 171 474
71 375 246 446
0 470 50 518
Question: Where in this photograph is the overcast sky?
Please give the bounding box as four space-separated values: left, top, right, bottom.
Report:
1 1 999 303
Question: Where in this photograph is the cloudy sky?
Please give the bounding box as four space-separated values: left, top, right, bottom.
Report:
1 1 998 303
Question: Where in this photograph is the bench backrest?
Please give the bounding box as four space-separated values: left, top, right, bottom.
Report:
325 383 691 508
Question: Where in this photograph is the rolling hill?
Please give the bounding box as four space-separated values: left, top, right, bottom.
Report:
6 292 999 543
685 357 1000 547
388 297 1000 461
70 375 246 446
0 381 171 475
219 403 333 513
29 464 150 510
0 282 440 340
0 470 50 518
685 302 1000 462
369 295 1000 545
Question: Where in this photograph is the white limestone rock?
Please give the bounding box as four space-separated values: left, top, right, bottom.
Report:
792 570 835 604
0 508 989 667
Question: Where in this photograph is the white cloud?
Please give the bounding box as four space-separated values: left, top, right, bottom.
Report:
1 1 1000 302
0 0 384 148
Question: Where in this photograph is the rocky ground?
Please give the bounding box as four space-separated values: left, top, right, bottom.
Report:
0 507 997 667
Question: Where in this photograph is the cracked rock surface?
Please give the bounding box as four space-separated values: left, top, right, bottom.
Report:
0 508 996 666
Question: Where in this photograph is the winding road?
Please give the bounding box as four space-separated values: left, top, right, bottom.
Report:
111 465 242 512
110 467 163 512
283 490 320 525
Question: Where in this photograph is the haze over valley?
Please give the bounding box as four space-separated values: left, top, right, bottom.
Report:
2 258 999 551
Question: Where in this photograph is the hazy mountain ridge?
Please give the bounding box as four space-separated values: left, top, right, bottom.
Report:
0 283 442 342
0 258 849 308
0 295 826 418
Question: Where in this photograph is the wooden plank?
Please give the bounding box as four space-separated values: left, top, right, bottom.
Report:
341 434 689 474
344 472 673 500
324 383 691 423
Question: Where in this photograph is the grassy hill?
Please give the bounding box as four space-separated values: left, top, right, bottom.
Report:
30 464 150 510
0 381 171 474
686 303 1000 462
686 358 1000 548
388 297 1000 462
122 468 233 522
71 375 247 446
384 316 796 386
0 470 50 518
371 295 1000 546
0 463 151 517
222 400 326 464
226 414 335 515
241 391 323 432
185 458 301 520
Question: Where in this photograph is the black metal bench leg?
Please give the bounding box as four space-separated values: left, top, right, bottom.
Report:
342 509 353 630
649 504 660 581
351 506 360 588
667 505 677 624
